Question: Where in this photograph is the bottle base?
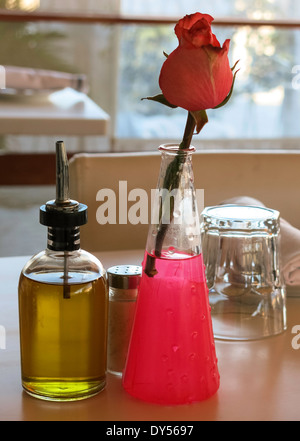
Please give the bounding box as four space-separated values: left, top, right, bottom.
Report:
108 368 123 377
22 378 106 402
123 383 219 406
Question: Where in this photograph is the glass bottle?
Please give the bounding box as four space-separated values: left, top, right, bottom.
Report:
107 265 142 376
18 141 108 402
122 144 220 405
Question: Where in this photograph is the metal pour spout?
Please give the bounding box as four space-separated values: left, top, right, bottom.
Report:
56 140 70 205
44 140 79 214
39 140 88 300
39 140 88 244
56 141 71 299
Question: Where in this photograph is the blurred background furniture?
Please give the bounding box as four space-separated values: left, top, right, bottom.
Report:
0 87 110 136
0 66 111 258
69 150 300 253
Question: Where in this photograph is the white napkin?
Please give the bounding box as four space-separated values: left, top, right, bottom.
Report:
279 218 300 287
219 196 300 292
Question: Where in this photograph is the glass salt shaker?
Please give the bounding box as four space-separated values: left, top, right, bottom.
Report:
107 265 142 376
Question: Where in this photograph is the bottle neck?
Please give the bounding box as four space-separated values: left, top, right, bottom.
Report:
145 143 201 263
47 227 80 252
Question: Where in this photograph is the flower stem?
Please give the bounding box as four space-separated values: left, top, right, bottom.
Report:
145 112 196 277
155 113 195 254
179 112 196 149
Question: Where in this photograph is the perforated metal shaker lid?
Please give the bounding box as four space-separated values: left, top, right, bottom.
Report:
107 265 142 289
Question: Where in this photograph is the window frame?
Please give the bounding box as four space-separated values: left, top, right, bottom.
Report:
0 9 300 27
0 9 300 185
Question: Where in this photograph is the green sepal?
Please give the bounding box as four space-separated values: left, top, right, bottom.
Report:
231 59 240 72
142 93 178 109
190 109 208 134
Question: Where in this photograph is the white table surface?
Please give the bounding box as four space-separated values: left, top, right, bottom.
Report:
0 87 110 135
0 250 299 422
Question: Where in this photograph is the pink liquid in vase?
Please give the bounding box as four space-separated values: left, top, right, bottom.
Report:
122 251 220 405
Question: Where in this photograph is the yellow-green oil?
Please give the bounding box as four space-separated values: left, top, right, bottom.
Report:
18 273 108 401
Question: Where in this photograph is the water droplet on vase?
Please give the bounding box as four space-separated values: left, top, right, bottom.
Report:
166 280 174 290
191 284 197 295
161 354 169 363
172 345 179 353
189 353 196 361
166 308 174 317
167 383 174 390
173 210 181 219
201 314 206 321
211 369 218 381
191 331 198 339
181 374 188 383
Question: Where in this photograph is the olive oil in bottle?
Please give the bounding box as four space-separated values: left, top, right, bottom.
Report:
18 141 108 401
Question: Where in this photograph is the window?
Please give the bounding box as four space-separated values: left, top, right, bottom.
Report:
0 0 300 155
119 1 300 148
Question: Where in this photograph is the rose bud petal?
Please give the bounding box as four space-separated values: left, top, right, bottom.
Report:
159 14 233 111
175 13 220 48
175 12 215 41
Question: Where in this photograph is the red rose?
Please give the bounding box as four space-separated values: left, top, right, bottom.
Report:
159 13 233 111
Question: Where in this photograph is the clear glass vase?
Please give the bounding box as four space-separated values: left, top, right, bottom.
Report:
122 144 220 405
